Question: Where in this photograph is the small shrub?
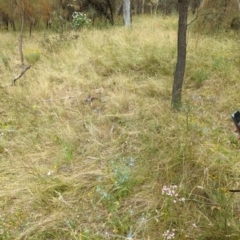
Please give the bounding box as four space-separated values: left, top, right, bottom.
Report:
25 51 40 64
50 11 66 34
72 12 91 30
96 158 136 206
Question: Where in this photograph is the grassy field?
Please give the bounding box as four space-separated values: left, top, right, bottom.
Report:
0 14 240 239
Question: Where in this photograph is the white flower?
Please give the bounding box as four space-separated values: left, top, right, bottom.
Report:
163 229 176 239
47 170 54 176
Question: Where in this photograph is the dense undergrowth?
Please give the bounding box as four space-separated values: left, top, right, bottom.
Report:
0 14 240 239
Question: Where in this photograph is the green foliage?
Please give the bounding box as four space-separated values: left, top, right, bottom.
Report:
96 158 135 206
50 11 66 34
72 12 91 30
25 51 40 64
95 158 138 235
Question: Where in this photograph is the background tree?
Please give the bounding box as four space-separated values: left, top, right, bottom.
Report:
0 0 16 30
39 0 56 28
16 0 25 67
10 0 31 86
237 0 240 11
123 0 131 26
193 0 240 32
171 0 189 109
189 0 201 14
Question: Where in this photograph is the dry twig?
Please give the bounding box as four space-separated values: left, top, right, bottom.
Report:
12 65 31 85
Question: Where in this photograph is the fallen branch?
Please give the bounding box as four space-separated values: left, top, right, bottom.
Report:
12 65 31 85
229 190 240 193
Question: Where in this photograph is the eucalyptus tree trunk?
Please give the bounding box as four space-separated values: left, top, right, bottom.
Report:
154 0 159 16
141 0 145 13
123 0 131 26
106 0 114 25
16 0 25 67
171 0 189 109
237 0 240 11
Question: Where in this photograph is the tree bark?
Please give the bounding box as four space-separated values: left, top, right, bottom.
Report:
12 65 31 85
237 0 240 11
141 0 145 14
171 0 189 109
16 0 25 67
123 0 131 26
106 0 114 25
154 0 159 17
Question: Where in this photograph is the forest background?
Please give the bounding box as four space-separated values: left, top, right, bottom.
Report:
1 0 240 239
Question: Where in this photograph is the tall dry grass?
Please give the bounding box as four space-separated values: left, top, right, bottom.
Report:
0 14 240 239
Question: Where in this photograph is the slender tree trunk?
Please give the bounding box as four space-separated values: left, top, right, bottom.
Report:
123 0 131 26
11 0 31 86
237 0 240 11
154 0 159 16
106 0 114 25
17 0 25 67
141 0 145 14
171 0 189 109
